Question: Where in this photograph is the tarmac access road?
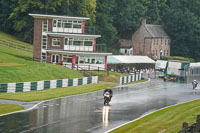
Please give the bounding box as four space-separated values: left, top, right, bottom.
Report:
0 78 199 133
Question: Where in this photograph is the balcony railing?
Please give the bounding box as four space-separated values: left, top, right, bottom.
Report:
62 44 107 53
52 26 96 35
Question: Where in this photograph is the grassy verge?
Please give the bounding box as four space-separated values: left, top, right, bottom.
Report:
0 32 32 48
125 78 149 85
110 99 200 133
84 71 127 83
0 45 83 83
0 83 116 102
0 104 24 115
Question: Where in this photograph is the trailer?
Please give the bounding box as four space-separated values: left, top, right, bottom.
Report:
163 60 190 82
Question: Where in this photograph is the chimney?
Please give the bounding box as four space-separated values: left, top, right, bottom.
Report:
142 19 146 25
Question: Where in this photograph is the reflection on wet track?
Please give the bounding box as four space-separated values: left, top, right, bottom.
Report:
102 106 110 128
0 78 199 133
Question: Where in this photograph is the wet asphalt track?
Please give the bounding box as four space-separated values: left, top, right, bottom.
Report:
0 78 199 133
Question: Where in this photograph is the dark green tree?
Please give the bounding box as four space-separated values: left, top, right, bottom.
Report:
0 0 17 33
161 0 200 61
95 0 117 50
112 0 146 39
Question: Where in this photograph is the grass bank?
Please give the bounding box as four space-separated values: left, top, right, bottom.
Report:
0 104 24 115
0 45 83 83
84 71 127 83
110 99 200 133
0 83 116 102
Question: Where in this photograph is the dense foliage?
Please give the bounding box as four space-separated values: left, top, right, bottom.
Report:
0 0 200 61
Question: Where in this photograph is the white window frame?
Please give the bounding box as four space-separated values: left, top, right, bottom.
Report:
52 38 60 46
64 37 93 46
42 35 47 49
42 19 48 32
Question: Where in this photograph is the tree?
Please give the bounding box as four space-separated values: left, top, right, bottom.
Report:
161 0 200 61
0 0 17 33
112 0 146 39
95 0 117 49
8 0 96 43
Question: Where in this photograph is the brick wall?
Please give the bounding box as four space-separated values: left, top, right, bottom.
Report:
151 38 170 59
48 19 53 32
47 36 64 50
33 18 42 61
132 23 151 55
132 20 170 59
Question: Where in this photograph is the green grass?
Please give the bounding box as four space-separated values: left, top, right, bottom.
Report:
125 78 149 85
0 45 83 83
0 83 116 102
110 99 200 133
0 103 24 115
0 32 32 48
84 71 127 83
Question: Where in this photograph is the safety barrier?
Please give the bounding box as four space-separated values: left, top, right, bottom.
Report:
0 76 98 93
119 73 142 85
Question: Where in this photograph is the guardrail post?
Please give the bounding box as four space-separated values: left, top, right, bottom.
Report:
182 122 188 133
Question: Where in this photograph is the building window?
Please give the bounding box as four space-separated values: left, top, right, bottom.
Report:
64 38 68 45
156 50 157 56
164 50 166 56
161 40 163 45
167 50 168 56
154 40 156 45
165 40 167 45
43 20 48 32
73 21 82 29
52 38 60 46
53 19 82 29
41 53 46 62
57 20 62 28
42 35 47 49
84 41 93 46
157 40 158 45
63 21 72 28
64 37 93 47
63 55 72 63
73 41 81 46
53 20 57 27
153 50 155 56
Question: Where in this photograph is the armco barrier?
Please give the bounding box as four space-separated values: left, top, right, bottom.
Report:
119 73 142 85
0 76 98 93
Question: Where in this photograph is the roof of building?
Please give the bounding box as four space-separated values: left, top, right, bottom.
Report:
29 13 90 21
107 55 155 64
145 24 169 38
119 39 132 48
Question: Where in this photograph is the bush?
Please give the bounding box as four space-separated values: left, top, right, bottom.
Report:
162 56 195 62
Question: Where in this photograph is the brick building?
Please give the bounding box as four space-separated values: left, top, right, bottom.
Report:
29 14 112 71
132 19 170 59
